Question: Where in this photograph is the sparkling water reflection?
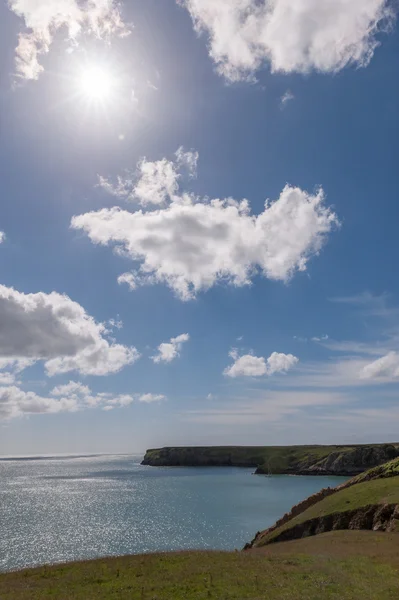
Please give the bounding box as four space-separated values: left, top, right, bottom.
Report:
0 454 347 571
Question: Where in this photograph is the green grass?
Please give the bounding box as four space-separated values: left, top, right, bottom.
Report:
257 469 399 545
350 457 399 485
2 533 399 600
142 444 398 473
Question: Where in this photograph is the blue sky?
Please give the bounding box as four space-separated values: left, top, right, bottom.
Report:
1 0 399 455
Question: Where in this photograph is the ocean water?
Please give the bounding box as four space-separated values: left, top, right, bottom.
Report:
0 454 347 572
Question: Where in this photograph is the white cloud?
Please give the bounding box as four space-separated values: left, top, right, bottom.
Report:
107 317 123 330
266 351 299 375
152 333 190 364
175 147 199 178
311 334 329 342
0 372 17 385
0 284 139 376
0 232 6 243
9 0 130 80
0 385 79 420
117 272 138 291
280 90 294 107
134 158 180 206
139 393 166 403
225 354 267 377
360 351 399 379
72 155 339 301
98 147 198 206
224 349 298 377
179 0 394 81
50 381 91 397
0 380 166 419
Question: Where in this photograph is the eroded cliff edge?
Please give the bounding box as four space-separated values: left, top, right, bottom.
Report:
245 457 399 548
142 443 399 476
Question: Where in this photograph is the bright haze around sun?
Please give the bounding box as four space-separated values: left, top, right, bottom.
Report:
77 64 117 103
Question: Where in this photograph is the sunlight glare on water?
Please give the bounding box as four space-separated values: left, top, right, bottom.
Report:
0 454 347 571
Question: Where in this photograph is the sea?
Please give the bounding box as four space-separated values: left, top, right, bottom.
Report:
0 454 347 572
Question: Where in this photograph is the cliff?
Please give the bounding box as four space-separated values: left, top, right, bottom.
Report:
142 443 399 476
246 456 399 548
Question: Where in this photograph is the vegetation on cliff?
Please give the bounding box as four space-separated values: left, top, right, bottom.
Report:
2 532 399 599
142 443 399 475
248 457 399 547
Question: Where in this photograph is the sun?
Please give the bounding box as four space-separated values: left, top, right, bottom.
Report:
78 65 116 103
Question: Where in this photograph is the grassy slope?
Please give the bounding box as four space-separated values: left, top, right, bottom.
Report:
2 532 399 600
143 444 388 471
349 456 399 484
256 457 399 545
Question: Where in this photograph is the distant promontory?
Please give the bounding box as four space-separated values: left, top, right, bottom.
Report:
142 444 399 476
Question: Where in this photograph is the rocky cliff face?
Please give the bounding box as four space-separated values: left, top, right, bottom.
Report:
304 445 399 476
245 486 339 549
141 447 262 467
142 444 399 475
250 504 399 546
254 444 399 475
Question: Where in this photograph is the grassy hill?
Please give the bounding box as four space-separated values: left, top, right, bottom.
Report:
142 443 399 475
1 532 399 599
249 457 399 547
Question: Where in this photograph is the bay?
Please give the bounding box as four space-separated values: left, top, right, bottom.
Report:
0 454 347 572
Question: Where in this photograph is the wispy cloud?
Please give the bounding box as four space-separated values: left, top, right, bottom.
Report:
181 390 350 425
280 90 294 108
330 291 399 319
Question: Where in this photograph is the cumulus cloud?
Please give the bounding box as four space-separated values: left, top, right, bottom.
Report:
266 351 299 375
8 0 130 80
50 381 91 397
224 349 298 377
0 284 139 376
72 153 339 300
224 353 268 377
0 232 6 243
360 351 399 379
0 380 166 419
179 0 394 81
0 372 18 385
151 333 190 363
98 147 198 206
